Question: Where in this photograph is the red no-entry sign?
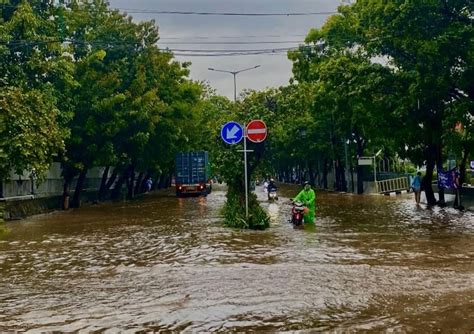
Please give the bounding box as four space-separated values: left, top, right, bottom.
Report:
246 120 267 143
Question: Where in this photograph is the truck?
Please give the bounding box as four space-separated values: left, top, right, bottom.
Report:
175 151 211 197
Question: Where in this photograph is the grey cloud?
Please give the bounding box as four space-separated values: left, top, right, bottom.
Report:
109 0 338 99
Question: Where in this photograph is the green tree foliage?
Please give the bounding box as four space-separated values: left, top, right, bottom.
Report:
0 1 73 181
0 1 228 208
288 23 397 191
348 0 473 204
0 87 63 178
282 0 472 202
54 0 209 204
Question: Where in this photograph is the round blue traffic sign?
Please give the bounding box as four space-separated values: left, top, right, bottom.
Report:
221 121 244 145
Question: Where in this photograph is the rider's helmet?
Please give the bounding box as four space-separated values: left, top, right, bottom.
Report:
270 178 274 182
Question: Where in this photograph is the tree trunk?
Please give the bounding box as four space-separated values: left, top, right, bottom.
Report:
335 159 347 192
459 145 469 185
356 140 364 194
99 167 118 201
308 162 315 186
454 145 469 209
165 174 171 188
436 144 446 206
322 158 328 189
71 168 87 208
127 165 136 200
423 146 437 206
158 174 166 189
98 166 110 201
61 176 72 210
350 156 355 193
111 165 132 200
105 168 118 190
135 172 145 194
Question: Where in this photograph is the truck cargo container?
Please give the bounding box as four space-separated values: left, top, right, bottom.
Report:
175 151 211 197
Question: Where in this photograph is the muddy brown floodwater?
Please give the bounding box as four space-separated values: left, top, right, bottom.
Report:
1 184 473 332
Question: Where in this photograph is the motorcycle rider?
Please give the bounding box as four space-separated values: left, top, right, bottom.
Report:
293 181 316 225
268 178 277 192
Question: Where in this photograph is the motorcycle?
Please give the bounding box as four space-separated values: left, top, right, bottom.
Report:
289 200 306 228
268 189 278 201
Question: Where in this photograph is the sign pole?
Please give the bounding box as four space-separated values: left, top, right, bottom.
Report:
243 124 249 219
223 119 267 221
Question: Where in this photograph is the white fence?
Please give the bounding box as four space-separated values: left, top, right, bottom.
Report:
375 177 410 194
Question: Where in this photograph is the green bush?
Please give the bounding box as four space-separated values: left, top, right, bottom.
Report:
406 165 417 174
223 188 270 230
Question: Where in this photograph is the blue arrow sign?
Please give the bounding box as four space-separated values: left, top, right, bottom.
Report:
221 121 243 145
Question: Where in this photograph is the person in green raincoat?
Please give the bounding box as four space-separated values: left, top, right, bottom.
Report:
293 181 316 225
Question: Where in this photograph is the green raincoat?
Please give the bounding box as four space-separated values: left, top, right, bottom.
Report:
294 187 316 224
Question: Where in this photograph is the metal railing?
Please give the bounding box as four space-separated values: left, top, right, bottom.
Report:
375 177 410 194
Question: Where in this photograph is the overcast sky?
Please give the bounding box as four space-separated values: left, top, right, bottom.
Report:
108 0 339 99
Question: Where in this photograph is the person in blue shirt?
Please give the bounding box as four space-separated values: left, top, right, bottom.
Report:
411 172 422 205
145 177 153 192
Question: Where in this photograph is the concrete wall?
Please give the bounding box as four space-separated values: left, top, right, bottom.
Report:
1 163 108 199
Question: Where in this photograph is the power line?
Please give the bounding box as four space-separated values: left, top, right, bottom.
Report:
111 8 337 16
168 47 299 52
173 51 290 57
159 41 303 45
0 4 336 16
160 34 307 40
0 38 304 54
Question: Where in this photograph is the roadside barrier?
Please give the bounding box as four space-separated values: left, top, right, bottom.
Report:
375 177 410 194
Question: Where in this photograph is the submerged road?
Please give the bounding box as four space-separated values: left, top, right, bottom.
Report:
1 184 473 332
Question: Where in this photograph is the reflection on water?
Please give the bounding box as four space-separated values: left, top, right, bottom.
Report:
0 185 473 332
267 203 280 222
0 224 10 239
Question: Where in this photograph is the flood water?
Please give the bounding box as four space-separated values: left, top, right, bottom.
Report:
1 184 473 332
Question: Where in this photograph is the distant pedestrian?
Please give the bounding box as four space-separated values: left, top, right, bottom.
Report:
411 172 422 205
145 177 153 192
263 180 269 193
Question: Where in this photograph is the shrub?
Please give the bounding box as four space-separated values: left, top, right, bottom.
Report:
222 187 269 230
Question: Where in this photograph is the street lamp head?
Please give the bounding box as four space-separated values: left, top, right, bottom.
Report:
208 68 214 71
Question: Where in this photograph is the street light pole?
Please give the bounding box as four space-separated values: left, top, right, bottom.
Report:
233 73 237 102
209 65 260 219
208 65 261 102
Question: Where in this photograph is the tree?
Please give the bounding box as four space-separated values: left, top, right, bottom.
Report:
349 0 473 204
288 11 397 193
0 1 73 182
0 87 63 179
